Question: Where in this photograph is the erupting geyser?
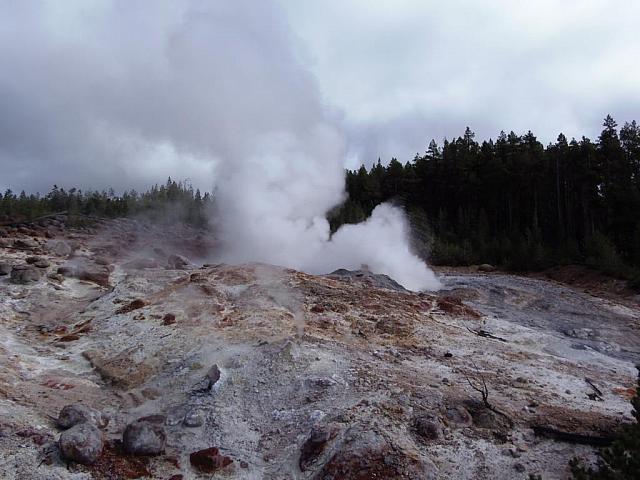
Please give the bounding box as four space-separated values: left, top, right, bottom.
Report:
0 0 440 290
213 126 441 291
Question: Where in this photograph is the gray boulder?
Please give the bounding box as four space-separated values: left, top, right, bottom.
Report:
183 408 205 427
47 240 73 258
57 404 109 430
58 422 103 465
123 416 166 455
10 265 40 284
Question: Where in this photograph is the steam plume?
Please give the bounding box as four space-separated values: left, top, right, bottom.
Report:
0 0 440 290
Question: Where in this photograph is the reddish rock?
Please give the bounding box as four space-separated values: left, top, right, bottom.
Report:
115 299 146 315
163 313 176 325
316 427 437 480
436 296 482 319
189 447 233 473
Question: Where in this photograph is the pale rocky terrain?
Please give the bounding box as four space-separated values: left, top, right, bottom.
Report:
0 216 638 479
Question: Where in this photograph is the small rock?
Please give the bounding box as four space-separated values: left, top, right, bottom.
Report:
57 404 109 429
58 422 103 465
308 409 326 424
165 407 187 426
299 425 336 471
414 416 443 441
34 258 51 268
190 447 233 473
206 364 221 389
114 299 146 315
183 408 205 427
0 263 11 276
141 387 162 400
514 463 526 473
10 265 40 284
123 417 166 455
163 313 176 325
47 240 73 258
444 352 453 358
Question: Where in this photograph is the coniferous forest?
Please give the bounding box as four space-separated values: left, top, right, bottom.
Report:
2 116 639 288
330 116 640 287
0 178 211 228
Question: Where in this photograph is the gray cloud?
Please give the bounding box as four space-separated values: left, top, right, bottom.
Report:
2 1 638 191
281 0 640 163
0 0 322 193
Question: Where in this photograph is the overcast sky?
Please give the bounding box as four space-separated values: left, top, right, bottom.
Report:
1 0 639 193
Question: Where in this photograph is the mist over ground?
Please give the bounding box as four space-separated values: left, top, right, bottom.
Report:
0 0 440 290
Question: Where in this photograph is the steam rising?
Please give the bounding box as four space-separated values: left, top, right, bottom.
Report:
0 0 440 291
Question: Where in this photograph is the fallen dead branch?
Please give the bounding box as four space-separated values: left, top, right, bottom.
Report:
585 377 604 401
531 425 614 446
466 327 508 342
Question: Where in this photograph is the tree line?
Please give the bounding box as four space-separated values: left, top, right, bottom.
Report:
330 115 640 288
0 178 212 228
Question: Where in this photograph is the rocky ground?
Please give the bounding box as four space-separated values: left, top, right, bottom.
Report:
0 216 638 479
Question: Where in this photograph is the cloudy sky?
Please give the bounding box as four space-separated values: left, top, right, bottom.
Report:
1 0 639 193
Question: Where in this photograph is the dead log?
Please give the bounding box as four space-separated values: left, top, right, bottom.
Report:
466 327 507 342
532 425 614 446
585 378 604 400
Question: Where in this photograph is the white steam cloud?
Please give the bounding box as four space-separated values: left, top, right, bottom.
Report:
0 0 440 291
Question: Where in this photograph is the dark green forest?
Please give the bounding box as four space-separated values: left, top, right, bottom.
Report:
0 178 211 228
330 116 640 287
